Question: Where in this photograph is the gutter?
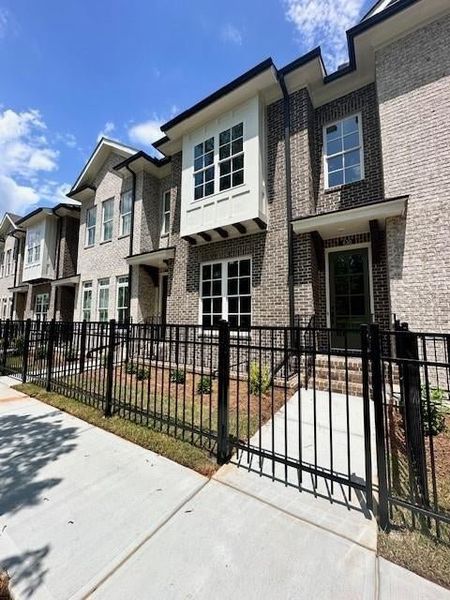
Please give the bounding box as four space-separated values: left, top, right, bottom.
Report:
125 163 137 323
276 70 296 331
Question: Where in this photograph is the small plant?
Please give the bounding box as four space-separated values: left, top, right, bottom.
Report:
13 335 24 356
421 386 446 436
249 362 271 395
125 362 137 375
0 569 11 600
136 367 149 381
196 376 212 394
65 348 78 362
170 369 185 384
35 344 48 360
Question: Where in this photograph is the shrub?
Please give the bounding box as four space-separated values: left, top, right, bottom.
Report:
249 362 271 395
170 369 185 384
35 345 47 360
125 362 137 375
65 349 78 362
197 376 212 394
13 335 24 356
136 368 149 381
421 386 446 436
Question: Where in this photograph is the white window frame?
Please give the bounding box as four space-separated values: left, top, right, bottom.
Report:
120 191 132 237
82 281 93 322
116 275 129 323
98 278 110 322
101 199 114 242
34 293 49 321
199 256 252 328
0 252 4 278
161 190 171 236
218 122 244 192
5 249 12 276
1 298 8 319
26 227 41 266
323 113 364 190
85 207 96 247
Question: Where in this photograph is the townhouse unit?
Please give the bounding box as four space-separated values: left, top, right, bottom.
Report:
0 213 21 319
0 0 428 348
9 204 80 321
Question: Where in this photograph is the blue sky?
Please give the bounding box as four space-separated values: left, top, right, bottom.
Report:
0 0 374 216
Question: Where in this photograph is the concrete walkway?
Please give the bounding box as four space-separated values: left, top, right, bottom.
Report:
0 377 448 600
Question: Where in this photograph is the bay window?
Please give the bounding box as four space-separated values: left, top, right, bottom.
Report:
26 228 41 265
194 137 215 200
324 114 363 188
200 258 251 328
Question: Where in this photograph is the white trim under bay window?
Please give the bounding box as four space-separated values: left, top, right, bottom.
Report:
200 257 251 328
324 113 364 189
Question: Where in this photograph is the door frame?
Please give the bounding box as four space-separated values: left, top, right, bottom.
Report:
325 241 375 330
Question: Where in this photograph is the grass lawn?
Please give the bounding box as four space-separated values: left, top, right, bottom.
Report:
13 383 218 477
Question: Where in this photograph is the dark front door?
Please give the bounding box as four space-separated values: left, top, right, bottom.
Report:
160 274 168 324
329 248 371 349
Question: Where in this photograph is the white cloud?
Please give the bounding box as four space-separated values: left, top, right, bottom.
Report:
283 0 365 70
220 23 243 46
97 121 115 141
128 119 163 148
0 108 62 214
0 8 9 39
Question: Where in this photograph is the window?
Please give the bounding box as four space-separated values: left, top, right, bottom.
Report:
86 207 96 246
193 137 215 200
26 228 41 265
0 252 4 278
98 279 109 322
161 190 171 236
201 258 251 328
219 122 244 191
117 276 129 323
82 281 93 321
120 191 132 237
34 293 49 321
1 298 7 319
5 250 12 276
102 199 114 242
324 115 363 188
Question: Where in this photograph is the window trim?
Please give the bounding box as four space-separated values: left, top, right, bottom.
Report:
26 227 42 266
101 198 114 243
116 275 129 323
34 292 49 321
161 190 171 237
119 191 132 238
85 206 97 247
323 112 364 190
198 256 252 327
98 278 110 322
82 281 93 322
5 249 12 276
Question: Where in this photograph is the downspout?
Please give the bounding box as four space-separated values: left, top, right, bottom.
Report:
277 71 295 331
125 164 137 323
53 215 63 319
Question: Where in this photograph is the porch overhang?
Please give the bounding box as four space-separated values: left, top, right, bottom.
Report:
126 247 175 269
9 284 28 294
51 274 80 288
291 196 408 239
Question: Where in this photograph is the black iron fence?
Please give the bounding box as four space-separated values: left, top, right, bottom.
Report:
0 317 449 535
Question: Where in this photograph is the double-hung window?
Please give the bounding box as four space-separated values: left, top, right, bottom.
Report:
120 191 132 237
98 279 109 322
26 228 41 265
117 276 129 323
201 258 251 328
5 250 12 276
324 114 363 188
102 199 114 242
82 281 93 321
86 207 96 246
193 137 215 200
161 190 171 236
34 293 49 321
219 122 244 191
0 252 4 278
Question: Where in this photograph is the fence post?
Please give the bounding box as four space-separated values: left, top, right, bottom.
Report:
217 319 231 464
46 319 56 391
22 318 31 383
360 325 373 511
104 319 116 417
2 319 10 373
79 320 87 373
369 323 389 530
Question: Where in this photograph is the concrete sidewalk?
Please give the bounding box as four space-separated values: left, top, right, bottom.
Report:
0 377 448 600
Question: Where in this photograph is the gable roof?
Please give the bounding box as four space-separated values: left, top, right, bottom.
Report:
0 212 22 237
361 0 401 21
69 137 138 196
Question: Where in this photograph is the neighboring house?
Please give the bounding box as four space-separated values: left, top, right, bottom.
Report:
38 0 450 346
9 204 80 321
0 213 21 319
